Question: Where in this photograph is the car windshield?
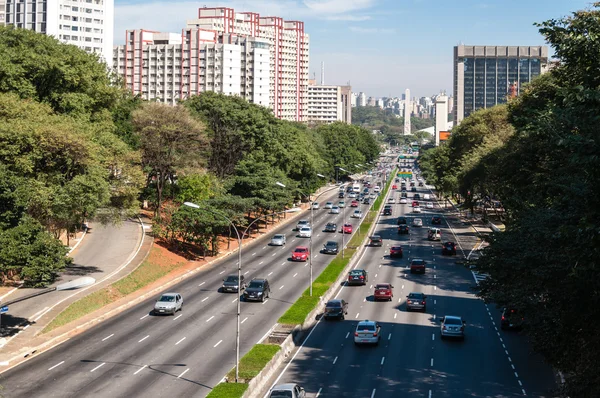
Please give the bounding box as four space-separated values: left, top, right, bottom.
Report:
412 259 425 265
300 227 310 231
391 246 402 250
350 270 363 276
270 391 293 398
273 235 284 239
408 293 423 299
326 242 336 247
159 295 175 302
224 276 238 283
371 236 381 240
327 301 341 307
376 284 390 289
358 324 376 331
445 317 463 325
248 282 264 289
295 248 308 253
344 224 352 228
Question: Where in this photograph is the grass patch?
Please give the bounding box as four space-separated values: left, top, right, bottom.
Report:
226 344 280 381
43 247 186 334
205 383 248 398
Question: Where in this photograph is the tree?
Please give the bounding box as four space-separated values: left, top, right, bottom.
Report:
175 173 223 204
132 102 207 216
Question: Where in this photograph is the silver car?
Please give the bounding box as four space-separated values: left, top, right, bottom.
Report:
269 383 306 398
296 220 309 230
440 315 466 339
153 293 182 315
413 218 423 227
298 227 312 238
352 210 363 218
324 202 333 209
330 206 340 214
354 320 381 345
270 234 286 246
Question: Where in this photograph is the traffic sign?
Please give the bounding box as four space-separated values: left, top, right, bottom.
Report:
1 306 8 313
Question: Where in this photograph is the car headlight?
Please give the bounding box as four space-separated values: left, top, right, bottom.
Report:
257 292 263 295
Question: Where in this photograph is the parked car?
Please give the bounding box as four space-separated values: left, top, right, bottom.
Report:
347 269 368 285
431 216 442 225
270 234 286 246
221 275 246 293
324 222 337 232
374 283 393 301
410 258 426 274
411 187 417 192
413 218 423 227
440 315 466 339
296 219 310 231
268 384 306 398
442 241 457 255
243 278 270 302
153 293 183 315
291 246 310 261
298 226 312 238
352 210 363 218
354 320 381 345
324 299 348 320
322 241 339 254
390 246 403 257
406 292 427 311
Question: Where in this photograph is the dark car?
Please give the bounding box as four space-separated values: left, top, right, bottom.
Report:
324 299 348 320
243 278 270 302
323 241 339 254
397 225 410 234
363 197 371 205
383 206 392 215
418 182 424 187
410 258 426 274
338 192 345 198
501 308 524 330
414 193 421 200
401 192 408 198
324 222 337 232
431 216 442 225
369 235 383 247
221 274 246 293
390 246 403 258
348 269 368 285
397 217 407 225
411 187 417 192
442 241 457 255
406 292 427 311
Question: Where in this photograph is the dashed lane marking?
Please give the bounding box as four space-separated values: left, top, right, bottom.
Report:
214 340 222 348
134 365 147 375
91 363 106 372
333 356 338 364
177 368 190 378
138 335 149 343
101 334 114 342
48 361 64 371
206 316 214 322
175 337 186 345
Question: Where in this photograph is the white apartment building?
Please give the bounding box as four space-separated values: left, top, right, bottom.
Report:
1 0 113 65
358 92 367 107
113 29 270 106
307 84 352 124
186 7 309 122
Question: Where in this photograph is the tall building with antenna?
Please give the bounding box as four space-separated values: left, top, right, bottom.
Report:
404 88 411 135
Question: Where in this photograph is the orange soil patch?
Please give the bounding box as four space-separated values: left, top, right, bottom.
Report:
149 242 189 268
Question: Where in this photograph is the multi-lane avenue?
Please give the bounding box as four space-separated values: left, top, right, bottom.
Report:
0 181 381 397
264 176 557 397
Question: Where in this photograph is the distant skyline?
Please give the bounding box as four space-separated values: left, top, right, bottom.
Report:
114 0 591 98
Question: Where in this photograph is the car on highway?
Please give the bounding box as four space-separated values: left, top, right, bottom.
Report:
311 202 320 210
401 191 408 198
350 200 359 207
348 269 368 285
338 201 346 208
324 299 348 320
399 198 407 204
348 192 357 198
410 258 426 274
298 226 312 238
442 241 457 255
221 274 246 293
374 186 381 193
322 241 339 255
374 283 394 301
369 193 377 199
153 293 183 315
338 192 345 198
296 219 310 230
354 320 381 345
431 216 442 225
324 202 333 209
500 308 524 330
406 292 427 311
392 184 397 190
428 228 441 241
383 205 392 215
324 222 337 232
426 202 434 209
388 197 395 204
412 200 419 207
440 315 466 339
342 223 353 234
413 206 422 213
390 245 403 257
243 278 270 302
413 218 423 227
369 235 383 246
411 187 417 192
423 194 431 200
363 197 371 205
291 246 310 261
397 216 407 225
414 193 421 200
270 234 286 246
352 210 363 218
268 383 306 398
397 225 409 235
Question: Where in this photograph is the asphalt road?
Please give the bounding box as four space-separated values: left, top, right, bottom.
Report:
264 180 557 398
0 185 379 397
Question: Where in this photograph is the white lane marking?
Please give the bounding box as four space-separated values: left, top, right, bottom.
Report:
401 285 404 289
375 274 378 278
262 299 269 305
173 314 182 320
23 325 30 330
214 340 223 348
202 297 209 302
198 282 205 287
333 356 338 364
434 300 437 305
434 286 437 290
355 313 359 319
91 363 106 372
363 298 366 302
345 332 350 339
279 285 284 290
381 357 385 365
48 361 64 371
101 334 114 342
178 368 190 378
314 255 318 258
429 391 432 398
394 313 397 319
134 365 147 375
241 317 248 324
219 270 225 275
434 274 437 279
263 246 267 249
272 253 277 256
369 285 373 289
282 262 287 266
268 272 273 276
232 298 238 303
176 337 186 345
293 273 298 277
316 388 322 397
138 335 149 343
259 261 264 265
244 271 250 275
432 333 435 341
371 389 376 398
388 333 392 340
140 314 149 320
252 252 256 256
206 316 215 322
398 297 401 303
430 358 434 367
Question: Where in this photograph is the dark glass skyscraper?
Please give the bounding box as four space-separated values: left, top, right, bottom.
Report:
453 45 548 125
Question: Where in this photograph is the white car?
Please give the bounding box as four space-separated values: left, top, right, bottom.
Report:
388 198 395 204
338 201 346 208
311 202 320 210
352 210 363 218
374 186 381 193
324 202 333 209
440 315 466 339
423 194 431 200
399 198 408 204
153 293 183 315
413 218 423 227
413 206 422 213
331 206 341 214
354 320 381 345
270 234 286 246
348 192 357 198
426 202 434 209
296 220 310 230
298 227 312 238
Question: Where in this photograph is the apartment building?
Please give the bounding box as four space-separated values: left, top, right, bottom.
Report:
306 83 352 124
453 45 548 125
1 0 113 64
113 29 270 106
186 7 310 122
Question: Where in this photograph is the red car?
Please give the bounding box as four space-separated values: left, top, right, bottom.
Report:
342 223 353 234
412 201 419 207
392 184 398 190
390 246 403 258
350 200 359 207
374 283 394 301
291 246 309 262
410 259 426 274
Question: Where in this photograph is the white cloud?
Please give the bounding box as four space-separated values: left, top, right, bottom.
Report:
349 26 395 34
326 15 372 21
303 0 376 14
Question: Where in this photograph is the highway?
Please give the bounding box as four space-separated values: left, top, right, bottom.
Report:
0 182 381 397
264 177 557 397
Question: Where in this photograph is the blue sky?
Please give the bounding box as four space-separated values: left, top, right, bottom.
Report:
115 0 592 98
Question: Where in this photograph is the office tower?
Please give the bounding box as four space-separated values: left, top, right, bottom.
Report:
1 0 114 65
404 88 411 135
453 45 548 125
306 82 352 124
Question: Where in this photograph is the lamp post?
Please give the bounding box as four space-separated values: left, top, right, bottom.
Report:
183 201 299 383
